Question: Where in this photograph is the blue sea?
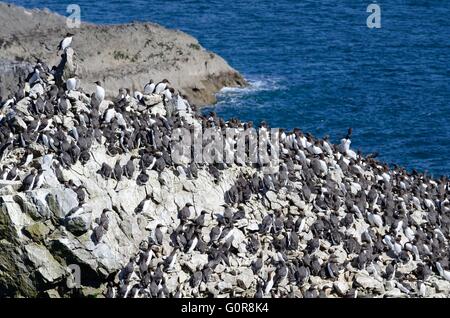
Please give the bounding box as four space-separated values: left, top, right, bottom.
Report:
7 0 450 177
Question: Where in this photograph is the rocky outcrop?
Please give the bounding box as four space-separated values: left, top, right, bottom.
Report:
0 2 246 106
0 24 450 298
0 154 246 297
0 59 34 99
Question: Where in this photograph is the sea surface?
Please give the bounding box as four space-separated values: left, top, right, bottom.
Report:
7 0 450 177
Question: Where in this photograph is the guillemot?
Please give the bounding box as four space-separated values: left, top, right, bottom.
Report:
57 32 75 54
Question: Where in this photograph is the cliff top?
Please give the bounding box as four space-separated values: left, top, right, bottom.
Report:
0 2 246 106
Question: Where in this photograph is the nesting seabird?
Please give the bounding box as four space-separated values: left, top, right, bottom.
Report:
154 224 164 245
66 77 78 91
113 161 123 182
144 80 155 94
57 32 75 53
93 81 105 105
154 79 170 95
20 169 37 191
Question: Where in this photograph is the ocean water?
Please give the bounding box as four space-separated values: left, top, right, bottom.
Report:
7 0 450 177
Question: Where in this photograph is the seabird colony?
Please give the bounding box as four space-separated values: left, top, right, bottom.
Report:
0 35 449 298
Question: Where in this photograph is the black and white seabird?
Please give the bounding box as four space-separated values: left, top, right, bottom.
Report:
209 225 222 244
99 162 113 179
93 81 105 104
154 224 164 245
154 79 170 95
144 80 155 94
251 255 263 274
190 271 203 288
6 166 17 181
20 169 37 191
178 203 193 222
195 210 208 227
1 94 16 108
136 171 149 186
92 224 105 245
113 161 123 181
264 271 275 295
135 194 152 214
66 77 78 91
57 33 74 53
27 66 42 85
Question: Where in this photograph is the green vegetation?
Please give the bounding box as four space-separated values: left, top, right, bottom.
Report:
113 50 130 60
188 43 201 50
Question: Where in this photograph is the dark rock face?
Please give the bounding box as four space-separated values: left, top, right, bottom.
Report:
0 59 34 98
0 200 38 297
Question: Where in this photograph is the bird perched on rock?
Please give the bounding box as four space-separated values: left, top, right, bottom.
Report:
144 79 155 94
113 161 123 182
93 81 105 105
178 203 193 223
154 224 164 245
57 32 74 54
27 65 42 85
92 224 105 245
99 163 112 179
154 79 170 94
66 77 78 91
20 169 38 191
195 210 208 227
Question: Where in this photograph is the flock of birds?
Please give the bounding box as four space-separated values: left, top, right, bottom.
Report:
105 123 450 297
1 33 450 298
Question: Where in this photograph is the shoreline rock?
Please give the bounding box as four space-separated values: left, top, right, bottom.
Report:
0 2 246 107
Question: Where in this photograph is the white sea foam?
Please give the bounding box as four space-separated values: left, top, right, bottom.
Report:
218 76 283 96
202 75 284 112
